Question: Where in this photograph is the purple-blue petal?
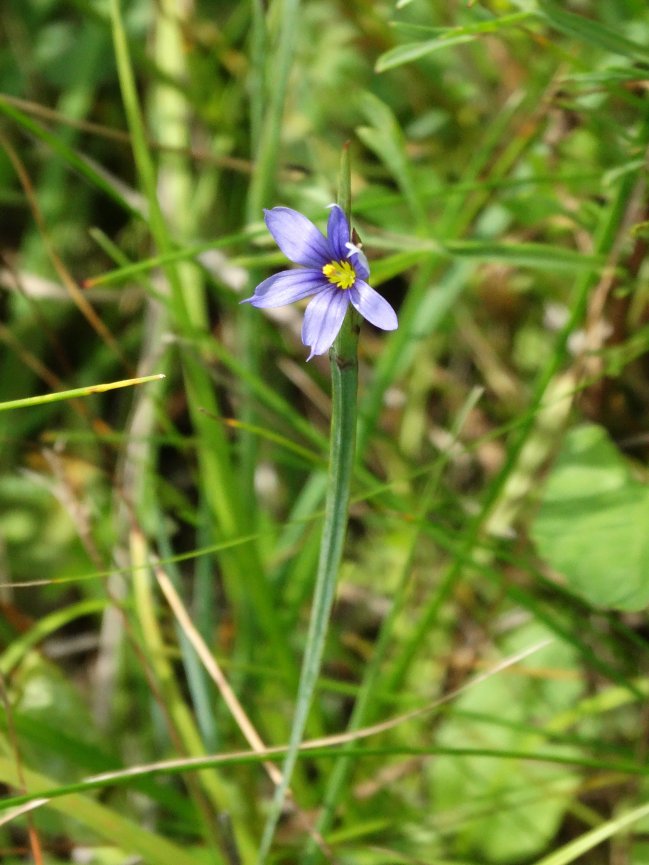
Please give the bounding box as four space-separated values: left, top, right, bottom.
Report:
349 280 398 331
347 247 370 282
326 205 351 261
264 207 330 267
302 288 350 359
241 269 328 308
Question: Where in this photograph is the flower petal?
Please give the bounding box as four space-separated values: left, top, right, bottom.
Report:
241 269 328 308
326 205 351 261
302 288 350 359
264 207 330 267
349 280 398 331
346 244 370 282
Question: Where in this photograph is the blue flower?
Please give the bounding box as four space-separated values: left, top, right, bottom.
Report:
242 205 398 360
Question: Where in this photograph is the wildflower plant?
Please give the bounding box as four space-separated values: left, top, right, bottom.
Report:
6 2 649 864
245 148 397 862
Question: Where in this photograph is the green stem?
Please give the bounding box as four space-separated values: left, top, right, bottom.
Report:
255 149 359 864
301 387 484 864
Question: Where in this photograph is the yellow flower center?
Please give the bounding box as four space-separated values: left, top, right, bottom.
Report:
322 260 356 290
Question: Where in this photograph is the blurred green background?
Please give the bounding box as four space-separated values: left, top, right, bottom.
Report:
2 1 649 863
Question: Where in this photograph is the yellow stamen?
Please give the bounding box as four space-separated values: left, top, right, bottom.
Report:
322 260 356 290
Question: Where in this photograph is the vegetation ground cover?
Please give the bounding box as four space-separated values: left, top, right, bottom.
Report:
2 1 649 863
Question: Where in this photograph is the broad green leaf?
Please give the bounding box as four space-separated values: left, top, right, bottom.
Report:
431 623 580 862
532 424 649 611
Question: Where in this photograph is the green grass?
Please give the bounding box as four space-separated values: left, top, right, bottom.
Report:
2 1 649 863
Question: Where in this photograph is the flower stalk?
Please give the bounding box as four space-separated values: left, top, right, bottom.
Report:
256 147 361 863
